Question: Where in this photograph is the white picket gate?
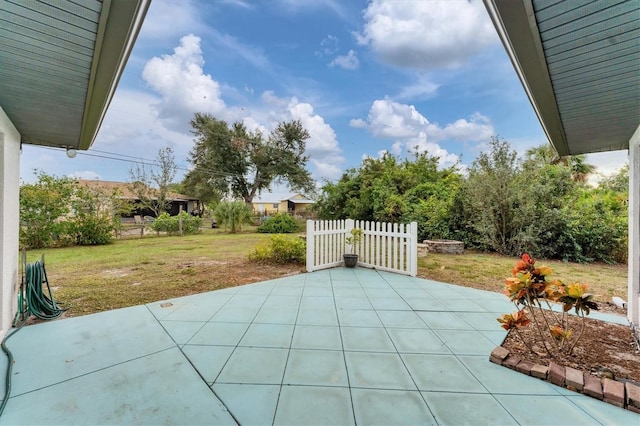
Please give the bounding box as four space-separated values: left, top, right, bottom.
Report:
306 219 418 276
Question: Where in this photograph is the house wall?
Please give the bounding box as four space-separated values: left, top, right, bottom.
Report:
0 107 20 337
629 124 640 331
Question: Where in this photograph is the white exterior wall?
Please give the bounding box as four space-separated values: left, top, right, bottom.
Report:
0 107 20 337
629 124 640 330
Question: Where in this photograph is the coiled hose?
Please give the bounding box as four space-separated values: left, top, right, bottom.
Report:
0 260 67 417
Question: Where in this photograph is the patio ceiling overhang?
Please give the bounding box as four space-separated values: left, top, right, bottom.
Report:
483 0 640 157
0 0 150 151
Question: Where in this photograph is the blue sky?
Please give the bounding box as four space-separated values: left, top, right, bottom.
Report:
20 0 627 198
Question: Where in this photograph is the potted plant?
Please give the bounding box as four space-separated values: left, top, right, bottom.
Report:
343 228 363 268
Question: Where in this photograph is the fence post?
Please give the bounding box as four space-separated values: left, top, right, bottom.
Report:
409 221 418 276
306 220 314 272
345 218 354 253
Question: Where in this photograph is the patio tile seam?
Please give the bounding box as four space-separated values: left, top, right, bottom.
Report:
7 346 177 399
271 278 306 426
331 274 360 426
357 288 440 422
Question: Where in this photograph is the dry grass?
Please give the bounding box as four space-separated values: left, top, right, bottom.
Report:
418 251 627 302
31 228 304 317
29 232 627 318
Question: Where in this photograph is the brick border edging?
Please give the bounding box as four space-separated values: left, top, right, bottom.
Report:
490 346 640 413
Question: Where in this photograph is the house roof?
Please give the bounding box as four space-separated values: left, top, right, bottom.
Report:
0 0 150 151
483 0 640 156
77 179 199 202
252 193 314 204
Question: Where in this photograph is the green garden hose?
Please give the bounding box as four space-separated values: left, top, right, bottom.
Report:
0 260 67 417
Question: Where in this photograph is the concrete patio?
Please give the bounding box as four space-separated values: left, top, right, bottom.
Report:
1 268 636 425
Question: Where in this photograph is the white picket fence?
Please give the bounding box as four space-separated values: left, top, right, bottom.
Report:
306 219 418 276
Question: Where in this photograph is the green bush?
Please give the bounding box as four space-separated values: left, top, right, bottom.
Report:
151 211 202 235
73 215 115 245
257 213 300 233
249 235 306 265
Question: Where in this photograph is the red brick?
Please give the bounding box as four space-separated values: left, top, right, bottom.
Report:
564 367 584 392
547 362 565 387
530 364 548 379
627 381 640 410
583 375 603 400
490 347 510 364
628 405 640 414
603 378 624 408
503 355 521 371
515 360 534 375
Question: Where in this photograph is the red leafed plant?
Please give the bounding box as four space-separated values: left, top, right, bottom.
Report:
498 253 598 358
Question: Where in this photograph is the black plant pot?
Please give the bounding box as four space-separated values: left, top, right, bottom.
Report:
343 254 358 268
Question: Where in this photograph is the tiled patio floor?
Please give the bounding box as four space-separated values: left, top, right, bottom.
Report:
1 268 637 425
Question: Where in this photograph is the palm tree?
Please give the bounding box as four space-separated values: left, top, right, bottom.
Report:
568 155 596 183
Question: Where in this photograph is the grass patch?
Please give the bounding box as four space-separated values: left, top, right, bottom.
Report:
417 250 627 302
28 229 304 317
26 232 627 318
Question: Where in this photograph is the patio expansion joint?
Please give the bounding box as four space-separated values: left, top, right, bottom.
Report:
8 346 177 399
332 278 358 426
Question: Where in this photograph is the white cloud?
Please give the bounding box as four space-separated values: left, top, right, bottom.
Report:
349 118 367 128
353 99 494 168
287 97 345 179
396 74 440 100
329 50 359 70
355 0 497 70
357 99 494 143
138 0 206 42
142 34 226 133
317 35 339 56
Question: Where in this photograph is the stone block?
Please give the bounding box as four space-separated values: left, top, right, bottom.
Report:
626 381 640 410
530 364 548 379
503 355 520 371
565 367 584 391
515 360 534 375
547 362 565 387
583 374 603 400
489 347 509 364
603 378 624 408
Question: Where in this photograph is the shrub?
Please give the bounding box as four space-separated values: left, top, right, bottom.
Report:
257 213 300 233
151 212 202 235
249 235 306 265
73 215 115 245
498 253 597 358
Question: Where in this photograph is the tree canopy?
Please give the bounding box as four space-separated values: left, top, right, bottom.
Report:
314 139 627 264
184 114 315 204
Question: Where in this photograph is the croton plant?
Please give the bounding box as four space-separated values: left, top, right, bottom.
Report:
498 253 598 357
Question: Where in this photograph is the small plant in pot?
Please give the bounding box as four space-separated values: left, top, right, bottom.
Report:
343 228 363 268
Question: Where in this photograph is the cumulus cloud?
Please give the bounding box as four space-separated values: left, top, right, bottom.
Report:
356 99 494 143
355 0 497 70
286 97 345 176
329 50 359 70
142 34 226 133
351 99 494 168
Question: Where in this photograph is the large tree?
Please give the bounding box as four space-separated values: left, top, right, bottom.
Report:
184 114 315 204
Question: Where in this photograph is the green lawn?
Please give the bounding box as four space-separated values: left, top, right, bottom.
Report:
25 230 627 317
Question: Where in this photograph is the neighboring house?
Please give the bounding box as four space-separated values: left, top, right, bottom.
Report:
77 180 201 218
252 193 315 217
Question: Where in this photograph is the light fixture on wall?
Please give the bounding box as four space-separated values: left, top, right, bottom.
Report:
66 147 77 159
